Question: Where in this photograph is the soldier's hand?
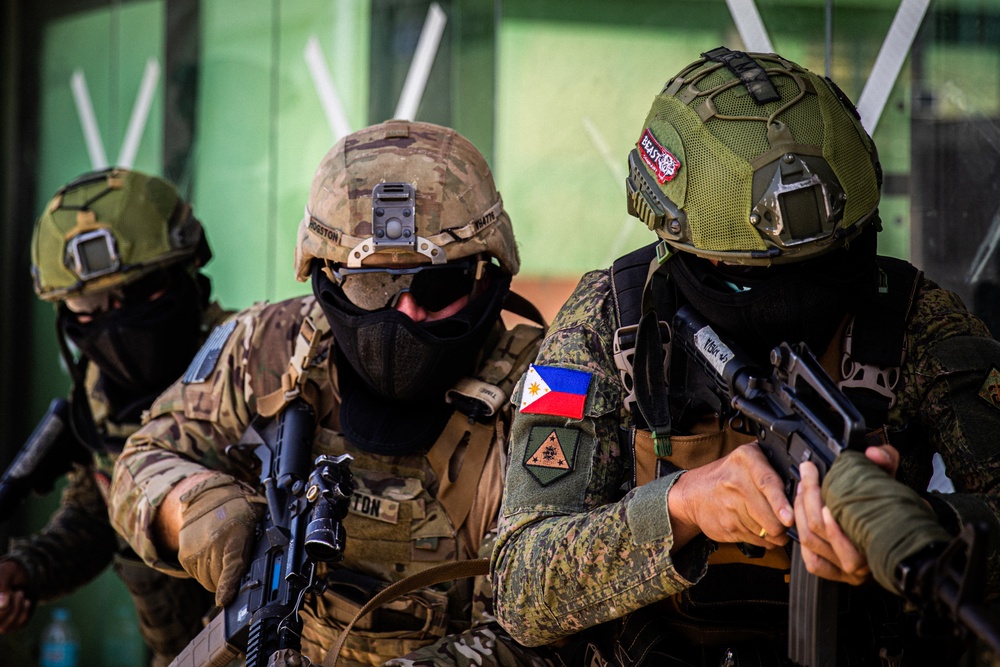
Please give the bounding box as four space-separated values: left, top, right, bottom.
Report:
795 460 870 585
0 559 33 633
794 445 901 585
175 473 266 606
668 443 794 551
821 450 951 593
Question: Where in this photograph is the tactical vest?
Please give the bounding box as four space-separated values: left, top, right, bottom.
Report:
256 310 544 666
609 242 922 653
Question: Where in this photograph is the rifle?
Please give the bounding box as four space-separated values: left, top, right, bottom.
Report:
0 398 89 522
169 398 355 667
672 304 1000 665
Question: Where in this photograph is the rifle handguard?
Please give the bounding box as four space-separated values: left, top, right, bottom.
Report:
822 451 950 593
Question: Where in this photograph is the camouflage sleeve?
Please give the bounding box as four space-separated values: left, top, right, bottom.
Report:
892 277 1000 593
110 304 273 574
4 462 117 600
492 270 707 647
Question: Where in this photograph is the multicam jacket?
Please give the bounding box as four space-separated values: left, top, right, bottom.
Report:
492 264 1000 648
110 295 542 665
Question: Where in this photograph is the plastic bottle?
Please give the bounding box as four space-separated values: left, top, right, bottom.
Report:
39 607 80 667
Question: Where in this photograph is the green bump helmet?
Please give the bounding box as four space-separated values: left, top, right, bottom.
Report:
626 47 881 266
294 119 519 280
31 168 210 301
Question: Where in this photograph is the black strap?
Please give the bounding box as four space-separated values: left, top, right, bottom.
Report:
851 256 921 368
503 290 547 328
611 242 660 331
632 310 672 445
701 47 781 104
840 256 921 427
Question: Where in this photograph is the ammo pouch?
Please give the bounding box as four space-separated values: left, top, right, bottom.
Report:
308 567 449 665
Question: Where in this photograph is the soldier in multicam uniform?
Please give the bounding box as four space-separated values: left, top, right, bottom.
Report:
109 120 550 667
0 168 222 665
492 48 1000 666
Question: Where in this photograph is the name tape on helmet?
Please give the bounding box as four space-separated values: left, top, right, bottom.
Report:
308 216 342 244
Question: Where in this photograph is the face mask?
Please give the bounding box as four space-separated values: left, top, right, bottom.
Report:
60 271 204 404
668 232 876 361
314 261 510 402
313 261 511 455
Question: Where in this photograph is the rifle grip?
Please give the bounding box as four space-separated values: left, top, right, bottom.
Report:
168 609 241 667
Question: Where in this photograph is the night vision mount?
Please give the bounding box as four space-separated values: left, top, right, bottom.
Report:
346 182 446 268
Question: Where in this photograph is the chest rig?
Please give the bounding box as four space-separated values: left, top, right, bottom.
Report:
254 308 543 664
608 242 922 647
612 241 922 485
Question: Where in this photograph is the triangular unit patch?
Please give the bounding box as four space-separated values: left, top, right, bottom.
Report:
523 426 580 486
978 366 1000 411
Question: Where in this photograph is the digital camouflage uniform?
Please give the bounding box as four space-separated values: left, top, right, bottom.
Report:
493 268 1000 653
111 295 543 666
492 49 1000 666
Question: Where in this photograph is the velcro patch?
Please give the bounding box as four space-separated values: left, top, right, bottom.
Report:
977 366 1000 411
638 128 681 184
520 364 591 420
183 319 237 384
348 489 400 524
523 426 580 486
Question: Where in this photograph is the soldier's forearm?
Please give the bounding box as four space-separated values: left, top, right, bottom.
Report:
155 471 215 554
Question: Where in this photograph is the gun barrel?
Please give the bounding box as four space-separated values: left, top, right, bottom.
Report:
0 398 72 520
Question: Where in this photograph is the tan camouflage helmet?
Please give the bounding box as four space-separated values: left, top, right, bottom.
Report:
31 168 209 301
626 47 881 266
294 120 519 280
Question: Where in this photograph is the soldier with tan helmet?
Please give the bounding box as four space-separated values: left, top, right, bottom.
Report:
492 48 1000 665
110 120 549 666
0 168 224 665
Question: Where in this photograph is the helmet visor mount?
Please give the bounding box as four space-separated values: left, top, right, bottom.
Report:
65 227 121 282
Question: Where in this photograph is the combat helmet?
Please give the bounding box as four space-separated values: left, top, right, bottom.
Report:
31 167 210 301
626 47 881 266
294 119 519 280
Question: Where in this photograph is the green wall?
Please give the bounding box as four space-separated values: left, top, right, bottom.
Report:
5 0 1000 664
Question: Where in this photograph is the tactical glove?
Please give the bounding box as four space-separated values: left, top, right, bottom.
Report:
176 473 266 606
822 450 951 593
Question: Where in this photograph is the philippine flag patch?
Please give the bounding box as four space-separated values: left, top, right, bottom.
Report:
519 364 592 420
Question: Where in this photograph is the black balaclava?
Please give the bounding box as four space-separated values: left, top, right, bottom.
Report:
313 261 511 455
667 227 878 362
60 267 204 422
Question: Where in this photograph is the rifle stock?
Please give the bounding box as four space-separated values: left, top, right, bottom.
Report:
169 399 354 667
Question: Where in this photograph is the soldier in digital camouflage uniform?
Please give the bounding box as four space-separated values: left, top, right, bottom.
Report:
109 120 550 667
0 168 222 666
492 48 1000 666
